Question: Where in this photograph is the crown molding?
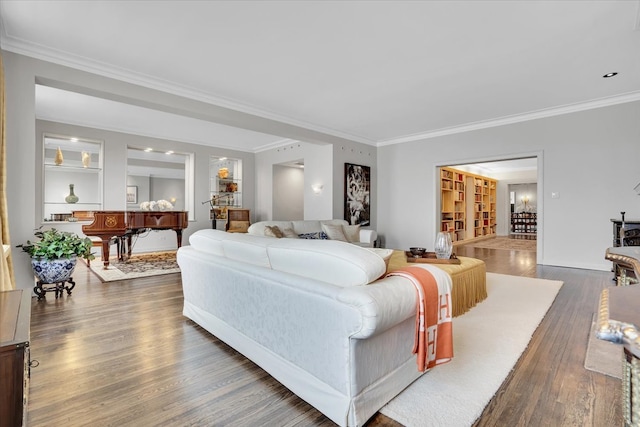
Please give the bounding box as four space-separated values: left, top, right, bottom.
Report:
6 31 640 151
377 91 640 147
253 138 303 153
1 36 375 146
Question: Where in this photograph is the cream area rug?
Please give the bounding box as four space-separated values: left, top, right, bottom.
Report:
461 236 536 252
584 314 623 378
380 272 563 427
87 251 180 282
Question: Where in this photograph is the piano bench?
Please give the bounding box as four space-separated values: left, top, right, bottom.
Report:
87 237 120 266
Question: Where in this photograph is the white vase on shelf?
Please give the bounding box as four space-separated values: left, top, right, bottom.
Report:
81 151 91 168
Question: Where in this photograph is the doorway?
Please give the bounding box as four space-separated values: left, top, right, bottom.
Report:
508 183 537 239
272 161 304 220
441 156 539 243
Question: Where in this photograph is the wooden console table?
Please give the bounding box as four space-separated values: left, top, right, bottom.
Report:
0 290 31 426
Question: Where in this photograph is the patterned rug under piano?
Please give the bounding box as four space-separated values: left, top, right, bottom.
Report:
87 251 180 282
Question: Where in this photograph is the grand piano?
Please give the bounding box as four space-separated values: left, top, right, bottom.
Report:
81 210 188 268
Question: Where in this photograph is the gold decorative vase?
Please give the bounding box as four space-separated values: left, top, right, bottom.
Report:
54 147 64 166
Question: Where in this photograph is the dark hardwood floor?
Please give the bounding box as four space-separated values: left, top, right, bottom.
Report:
26 239 622 426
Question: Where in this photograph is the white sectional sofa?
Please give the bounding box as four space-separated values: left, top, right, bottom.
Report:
177 229 450 426
247 219 377 247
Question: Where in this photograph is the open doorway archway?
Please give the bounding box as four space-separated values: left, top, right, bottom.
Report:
437 154 542 258
272 160 304 220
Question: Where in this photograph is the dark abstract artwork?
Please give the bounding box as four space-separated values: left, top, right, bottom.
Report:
344 163 370 226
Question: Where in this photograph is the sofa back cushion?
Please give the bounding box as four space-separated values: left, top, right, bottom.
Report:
188 229 226 256
222 234 272 268
189 229 272 268
291 220 322 235
266 238 385 287
247 221 294 237
188 228 385 287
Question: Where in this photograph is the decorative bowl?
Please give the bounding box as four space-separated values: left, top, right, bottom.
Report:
409 247 426 257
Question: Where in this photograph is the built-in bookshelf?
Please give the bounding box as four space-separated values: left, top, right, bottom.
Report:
440 167 497 242
440 167 466 241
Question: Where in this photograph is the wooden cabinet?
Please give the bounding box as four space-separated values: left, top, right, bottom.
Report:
226 208 251 233
0 290 31 427
511 212 537 234
440 167 497 243
611 219 640 247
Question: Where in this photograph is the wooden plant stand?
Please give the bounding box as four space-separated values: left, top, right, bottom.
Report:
34 278 75 300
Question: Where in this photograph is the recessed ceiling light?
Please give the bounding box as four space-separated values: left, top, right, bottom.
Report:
603 72 618 78
144 148 152 152
166 150 174 155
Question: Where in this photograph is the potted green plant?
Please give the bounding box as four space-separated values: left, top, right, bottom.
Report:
17 228 95 284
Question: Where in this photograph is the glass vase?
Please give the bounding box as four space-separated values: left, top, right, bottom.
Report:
434 231 453 259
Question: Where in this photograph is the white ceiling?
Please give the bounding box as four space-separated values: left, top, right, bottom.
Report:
2 1 640 154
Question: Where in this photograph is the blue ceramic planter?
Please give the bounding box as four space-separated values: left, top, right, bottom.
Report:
31 256 77 284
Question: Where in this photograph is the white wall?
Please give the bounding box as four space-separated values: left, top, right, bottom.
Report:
6 51 639 287
493 167 538 236
272 165 304 220
510 183 538 213
5 51 255 289
378 101 640 271
127 175 150 207
150 177 185 210
255 142 333 221
254 139 378 227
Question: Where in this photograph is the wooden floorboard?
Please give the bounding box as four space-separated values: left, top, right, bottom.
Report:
25 242 623 426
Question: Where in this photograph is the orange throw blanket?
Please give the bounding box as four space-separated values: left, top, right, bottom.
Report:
387 266 453 371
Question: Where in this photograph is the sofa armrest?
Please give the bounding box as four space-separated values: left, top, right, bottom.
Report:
358 229 377 247
336 276 416 339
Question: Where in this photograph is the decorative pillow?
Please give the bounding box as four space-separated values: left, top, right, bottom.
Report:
342 224 361 243
264 225 284 238
228 220 250 233
365 248 394 280
298 231 329 240
365 248 393 269
281 227 299 238
321 223 348 242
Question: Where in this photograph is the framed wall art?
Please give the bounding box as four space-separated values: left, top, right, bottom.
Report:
344 163 370 226
126 185 138 204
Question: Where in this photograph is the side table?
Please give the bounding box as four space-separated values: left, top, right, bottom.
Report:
596 285 640 426
605 246 640 283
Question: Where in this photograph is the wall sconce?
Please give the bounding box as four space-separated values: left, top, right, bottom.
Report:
312 184 323 194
